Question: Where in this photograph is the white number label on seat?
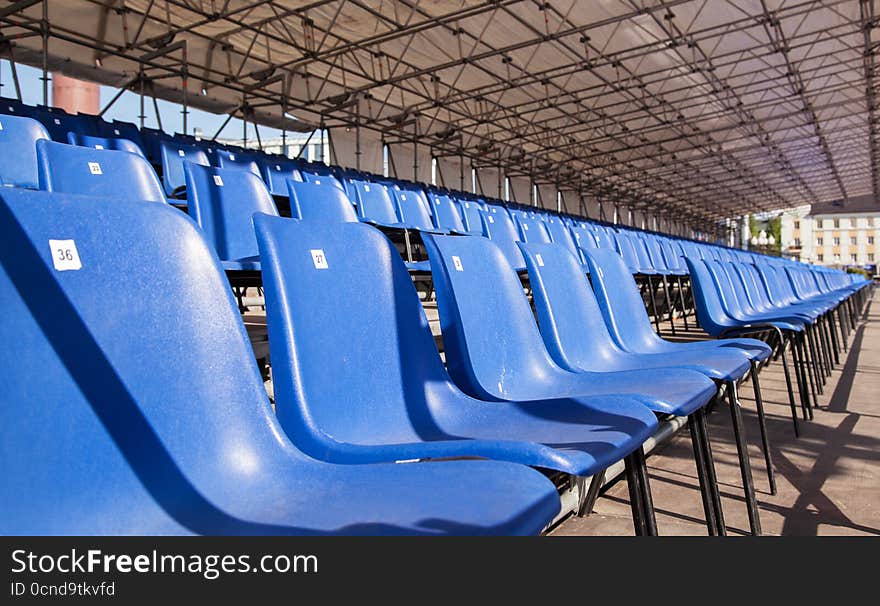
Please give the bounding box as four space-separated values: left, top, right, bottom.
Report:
310 249 329 269
213 175 224 186
536 254 544 267
49 240 82 271
94 144 104 150
452 256 464 271
88 162 102 175
178 149 185 157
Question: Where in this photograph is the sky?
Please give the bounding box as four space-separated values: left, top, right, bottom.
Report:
0 61 287 142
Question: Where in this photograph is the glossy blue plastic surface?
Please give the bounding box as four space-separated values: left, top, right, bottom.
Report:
255 217 659 476
68 133 146 158
581 247 772 362
0 114 49 188
160 141 210 197
36 140 165 203
425 234 716 416
287 179 358 222
183 162 278 270
520 242 751 383
0 189 560 536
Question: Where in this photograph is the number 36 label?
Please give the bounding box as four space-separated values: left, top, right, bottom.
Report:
49 239 82 271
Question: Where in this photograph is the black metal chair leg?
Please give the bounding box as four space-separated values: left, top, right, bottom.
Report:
749 361 776 495
792 333 812 420
807 326 825 390
802 331 819 411
632 446 658 536
624 452 648 536
699 408 726 535
645 275 661 332
727 380 762 536
689 411 718 535
778 338 800 437
661 275 676 335
677 276 690 331
827 312 841 364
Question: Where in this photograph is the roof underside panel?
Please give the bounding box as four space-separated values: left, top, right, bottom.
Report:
1 0 877 223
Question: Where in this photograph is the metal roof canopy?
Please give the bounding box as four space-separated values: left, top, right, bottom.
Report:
0 0 877 231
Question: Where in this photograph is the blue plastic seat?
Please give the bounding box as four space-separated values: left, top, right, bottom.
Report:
0 115 50 189
392 187 442 232
160 141 210 198
351 180 407 228
0 188 560 536
183 162 279 271
515 216 552 244
424 234 717 415
288 179 358 222
67 133 146 158
428 192 468 234
458 199 488 235
259 158 302 196
254 217 659 480
36 140 166 203
480 209 527 271
521 242 752 383
216 149 262 177
100 120 146 155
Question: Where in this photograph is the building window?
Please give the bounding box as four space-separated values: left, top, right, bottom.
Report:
794 238 801 247
869 253 875 262
833 218 840 228
851 237 857 245
833 237 840 246
851 254 858 263
794 220 800 229
869 236 875 245
817 254 824 262
817 237 823 246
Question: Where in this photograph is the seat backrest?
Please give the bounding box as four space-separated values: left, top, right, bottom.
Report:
0 188 300 534
259 158 302 196
424 233 561 400
428 192 467 232
36 139 165 203
681 257 735 335
287 179 358 222
612 232 642 273
160 141 210 197
183 163 278 262
393 188 435 231
67 133 146 158
352 180 400 225
519 242 621 370
579 247 664 351
216 151 262 177
0 114 50 188
101 120 146 154
515 216 552 244
481 209 526 270
545 221 580 258
300 170 345 192
458 199 487 235
255 218 456 452
33 109 87 143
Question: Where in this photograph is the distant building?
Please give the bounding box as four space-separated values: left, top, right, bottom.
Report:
216 132 329 163
780 194 880 269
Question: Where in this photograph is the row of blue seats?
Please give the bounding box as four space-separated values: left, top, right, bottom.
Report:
4 185 867 536
0 103 753 275
1 114 870 534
